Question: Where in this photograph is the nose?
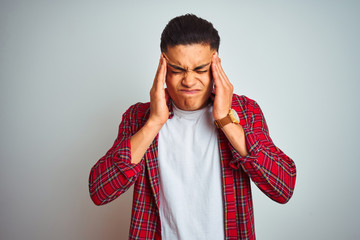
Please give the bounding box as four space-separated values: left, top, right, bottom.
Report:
181 71 197 88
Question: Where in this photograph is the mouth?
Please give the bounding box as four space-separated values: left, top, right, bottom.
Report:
179 89 201 95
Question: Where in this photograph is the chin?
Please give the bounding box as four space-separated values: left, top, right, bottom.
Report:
176 99 205 111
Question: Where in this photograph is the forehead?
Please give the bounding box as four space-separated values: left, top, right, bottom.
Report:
165 44 214 68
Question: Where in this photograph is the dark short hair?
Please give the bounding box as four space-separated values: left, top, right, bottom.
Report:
160 14 220 52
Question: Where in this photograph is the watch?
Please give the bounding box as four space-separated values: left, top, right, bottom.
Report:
214 109 240 128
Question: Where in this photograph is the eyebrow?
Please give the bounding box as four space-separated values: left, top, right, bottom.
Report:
168 62 211 72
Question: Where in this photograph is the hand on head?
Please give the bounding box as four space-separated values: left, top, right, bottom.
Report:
211 52 234 120
149 54 170 126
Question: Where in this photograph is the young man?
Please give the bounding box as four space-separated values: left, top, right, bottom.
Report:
89 14 296 240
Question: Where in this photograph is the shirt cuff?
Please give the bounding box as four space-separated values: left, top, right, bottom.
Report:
229 127 261 170
112 137 143 179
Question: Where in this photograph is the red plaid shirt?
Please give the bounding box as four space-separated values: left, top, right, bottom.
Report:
89 94 296 240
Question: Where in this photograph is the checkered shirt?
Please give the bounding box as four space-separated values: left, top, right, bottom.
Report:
89 94 297 240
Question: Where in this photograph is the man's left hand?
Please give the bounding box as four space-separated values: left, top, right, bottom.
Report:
212 52 234 120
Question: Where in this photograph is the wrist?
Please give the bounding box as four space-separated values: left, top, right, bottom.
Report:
214 108 240 129
213 110 229 121
146 117 166 131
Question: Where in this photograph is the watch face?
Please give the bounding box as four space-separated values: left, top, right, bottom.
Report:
231 109 240 123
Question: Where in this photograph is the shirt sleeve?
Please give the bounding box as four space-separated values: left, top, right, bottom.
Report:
88 104 145 206
229 98 297 204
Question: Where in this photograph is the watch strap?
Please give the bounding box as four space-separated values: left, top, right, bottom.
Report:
214 109 239 128
214 115 233 128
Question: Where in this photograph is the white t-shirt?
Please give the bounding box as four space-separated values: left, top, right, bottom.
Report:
158 103 225 240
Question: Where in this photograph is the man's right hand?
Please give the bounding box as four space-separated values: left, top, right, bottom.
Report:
149 54 169 126
129 55 169 165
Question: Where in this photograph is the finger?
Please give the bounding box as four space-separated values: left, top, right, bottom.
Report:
152 55 163 88
154 55 167 89
214 54 232 86
158 55 167 85
212 58 227 89
214 54 227 81
212 54 222 86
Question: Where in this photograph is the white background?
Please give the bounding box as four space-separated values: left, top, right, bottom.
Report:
1 0 359 239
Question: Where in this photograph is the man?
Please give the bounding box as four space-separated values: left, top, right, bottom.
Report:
89 14 296 240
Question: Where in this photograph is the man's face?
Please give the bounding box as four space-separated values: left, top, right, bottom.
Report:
164 44 215 111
